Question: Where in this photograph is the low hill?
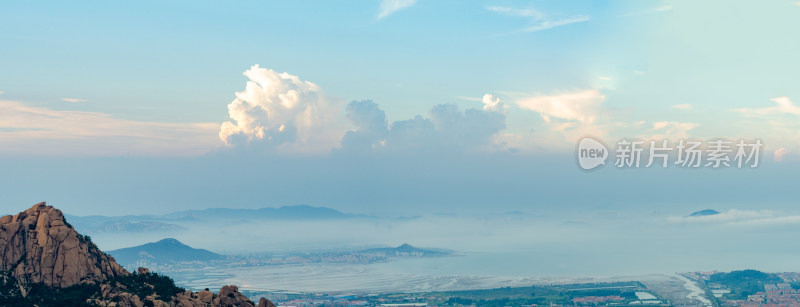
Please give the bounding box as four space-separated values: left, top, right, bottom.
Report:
709 270 782 299
689 209 720 217
108 238 224 268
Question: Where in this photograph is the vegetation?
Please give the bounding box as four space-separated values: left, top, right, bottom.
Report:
410 282 644 306
0 271 102 307
709 269 782 299
111 271 186 300
0 270 185 306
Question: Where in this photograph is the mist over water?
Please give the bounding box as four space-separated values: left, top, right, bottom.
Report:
85 205 800 292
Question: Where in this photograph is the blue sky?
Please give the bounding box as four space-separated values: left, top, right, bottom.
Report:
1 0 799 215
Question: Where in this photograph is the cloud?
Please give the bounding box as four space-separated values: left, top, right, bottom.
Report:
523 16 590 32
514 89 615 144
623 5 672 17
378 0 417 19
219 65 342 153
648 121 699 140
774 148 789 162
340 100 389 152
0 91 4 95
667 209 800 227
338 100 506 154
61 98 87 103
487 6 589 33
516 89 604 126
482 94 504 112
732 97 800 116
513 90 703 149
668 209 773 224
485 6 542 18
670 103 693 110
0 100 218 156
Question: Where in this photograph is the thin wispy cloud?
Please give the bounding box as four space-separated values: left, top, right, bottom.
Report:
0 100 219 156
667 209 800 227
485 6 542 18
487 6 589 34
623 5 673 17
649 121 699 140
377 0 417 20
61 98 88 103
523 16 590 32
732 97 800 116
670 103 693 110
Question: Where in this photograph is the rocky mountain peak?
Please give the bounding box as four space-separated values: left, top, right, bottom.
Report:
1 202 278 307
0 202 129 287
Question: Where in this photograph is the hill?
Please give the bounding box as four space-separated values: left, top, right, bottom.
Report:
689 209 720 217
709 270 782 299
108 238 224 268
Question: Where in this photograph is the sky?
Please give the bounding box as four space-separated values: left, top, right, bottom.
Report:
1 0 800 216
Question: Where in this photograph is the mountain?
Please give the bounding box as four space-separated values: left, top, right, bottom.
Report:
65 215 187 233
0 202 276 307
358 243 450 257
63 205 369 235
108 238 224 268
0 202 128 288
689 209 720 217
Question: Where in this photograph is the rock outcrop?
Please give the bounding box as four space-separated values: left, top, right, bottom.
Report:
0 202 279 307
172 285 255 307
0 202 128 287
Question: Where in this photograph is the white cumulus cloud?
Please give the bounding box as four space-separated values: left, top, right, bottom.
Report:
516 89 604 126
219 65 341 153
513 89 614 146
774 147 789 162
338 100 506 154
482 93 504 112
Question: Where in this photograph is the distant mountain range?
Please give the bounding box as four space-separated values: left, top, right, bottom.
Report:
65 215 188 233
162 204 372 221
107 238 224 268
66 205 370 234
358 243 450 257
